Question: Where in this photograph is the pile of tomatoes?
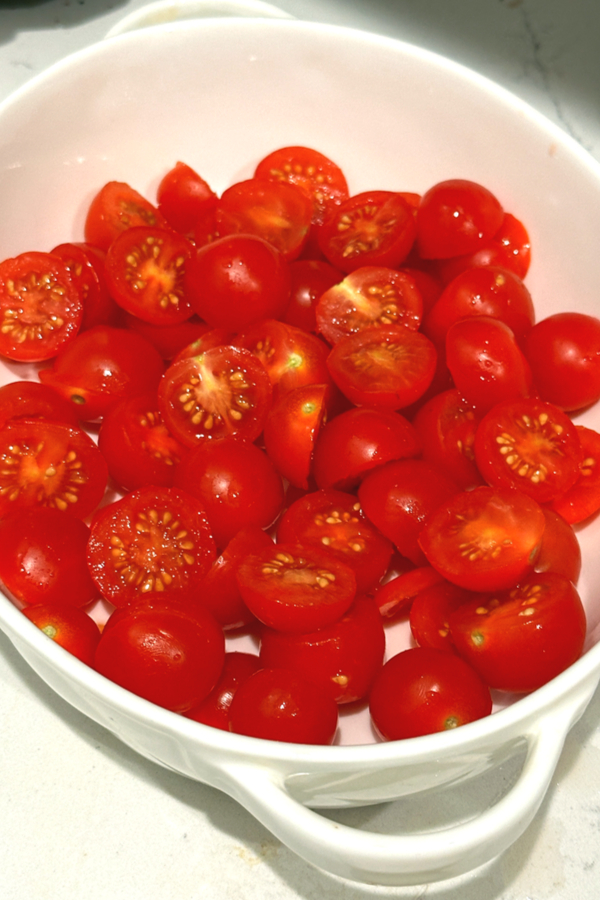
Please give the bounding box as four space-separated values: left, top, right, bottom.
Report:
0 145 599 745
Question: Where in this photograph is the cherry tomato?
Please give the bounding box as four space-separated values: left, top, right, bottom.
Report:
418 485 546 592
312 406 420 491
260 593 385 704
0 507 98 607
316 266 423 345
228 667 339 744
474 397 583 503
94 603 225 712
416 179 504 259
276 488 394 593
326 325 437 411
369 647 492 740
372 566 444 620
0 380 80 429
86 485 216 607
534 508 581 584
122 312 210 361
235 541 356 633
38 325 165 422
184 234 291 330
51 242 121 330
23 603 101 666
84 180 168 252
105 226 195 325
0 251 83 362
524 312 600 411
550 425 600 524
0 418 107 519
412 388 484 490
173 437 284 549
156 161 216 235
157 345 272 447
409 579 474 652
435 213 531 283
262 383 328 490
285 258 344 333
318 191 416 272
184 651 261 729
449 572 586 693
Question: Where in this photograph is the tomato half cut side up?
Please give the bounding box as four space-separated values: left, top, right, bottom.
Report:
418 485 546 592
84 181 168 252
235 542 357 632
0 251 83 362
158 345 273 447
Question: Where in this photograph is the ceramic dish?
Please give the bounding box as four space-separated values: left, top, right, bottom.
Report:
1 10 600 887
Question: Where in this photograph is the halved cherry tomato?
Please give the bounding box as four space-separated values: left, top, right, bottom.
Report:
87 485 216 607
550 425 600 524
416 179 504 259
409 579 474 652
0 380 80 429
449 572 586 692
412 388 484 490
156 161 216 236
418 485 546 592
0 251 83 362
318 191 416 273
435 213 531 283
262 383 328 490
474 397 583 503
184 651 261 729
0 418 107 519
51 242 121 330
122 312 210 361
157 345 272 447
23 603 101 666
534 508 581 584
284 259 344 333
84 181 168 252
105 226 194 325
372 566 445 620
235 541 356 632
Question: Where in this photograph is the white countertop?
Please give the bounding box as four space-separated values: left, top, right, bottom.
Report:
1 2 600 898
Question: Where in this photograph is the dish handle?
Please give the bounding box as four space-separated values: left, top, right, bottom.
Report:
105 0 294 38
221 708 573 886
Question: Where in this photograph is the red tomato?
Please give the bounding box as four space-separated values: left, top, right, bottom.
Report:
98 392 188 491
23 603 101 666
416 179 504 259
94 603 225 712
216 178 313 260
51 242 121 331
260 593 385 704
0 507 98 607
550 425 600 524
235 542 356 632
524 312 600 411
105 226 195 325
318 191 416 273
157 345 272 447
424 266 535 348
474 397 583 503
263 383 328 490
412 388 484 490
534 508 581 584
184 234 291 330
312 406 420 491
38 325 165 423
445 316 533 413
0 418 107 519
449 572 586 692
358 458 459 565
228 667 339 744
316 266 423 344
0 251 83 362
173 437 284 549
409 579 474 652
184 651 261 729
399 266 444 317
418 485 546 592
285 259 344 332
372 566 444 620
369 647 492 740
276 488 394 593
122 312 210 360
86 485 216 607
156 161 216 235
254 146 349 228
84 181 168 252
0 380 80 429
435 213 531 283
326 325 437 410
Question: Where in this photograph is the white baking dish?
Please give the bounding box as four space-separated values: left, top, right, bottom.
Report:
1 8 600 886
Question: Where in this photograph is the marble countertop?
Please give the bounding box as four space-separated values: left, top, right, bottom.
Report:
1 2 600 898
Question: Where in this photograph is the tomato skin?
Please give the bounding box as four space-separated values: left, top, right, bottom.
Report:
285 259 344 333
312 406 420 491
228 667 339 744
259 593 385 704
262 383 328 490
318 191 416 273
122 313 210 361
369 647 492 741
418 485 546 592
409 579 475 652
172 438 284 549
23 603 101 666
184 651 261 729
358 458 459 565
412 389 484 490
550 425 600 525
0 251 83 362
435 213 531 283
524 312 600 411
449 572 586 693
156 161 216 236
534 508 581 584
372 566 444 620
94 604 225 713
0 507 98 607
38 325 165 423
416 179 504 259
326 325 437 411
0 380 80 430
474 398 583 503
84 181 168 252
184 234 291 330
